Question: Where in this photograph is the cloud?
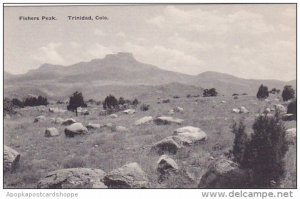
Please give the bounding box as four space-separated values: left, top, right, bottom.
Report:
93 28 106 36
32 42 66 65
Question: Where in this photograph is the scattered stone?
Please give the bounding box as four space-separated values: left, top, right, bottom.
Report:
123 109 136 115
134 116 153 125
173 126 207 145
151 136 181 155
65 123 88 137
86 123 101 130
232 109 240 113
154 116 184 125
221 100 226 103
264 108 271 114
239 106 249 113
286 128 296 144
62 118 76 126
49 107 67 113
4 145 20 173
34 115 46 123
104 162 149 188
37 168 106 188
168 109 175 115
109 114 118 118
4 114 11 119
274 104 287 115
103 123 113 128
54 117 64 124
198 158 252 188
174 107 184 113
45 128 60 137
115 126 129 132
282 114 296 121
157 155 179 178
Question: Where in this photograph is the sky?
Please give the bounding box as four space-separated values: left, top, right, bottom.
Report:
4 4 296 81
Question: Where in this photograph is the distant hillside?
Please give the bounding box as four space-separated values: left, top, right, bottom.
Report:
4 53 296 99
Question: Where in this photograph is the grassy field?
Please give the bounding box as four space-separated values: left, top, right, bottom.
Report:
3 94 296 188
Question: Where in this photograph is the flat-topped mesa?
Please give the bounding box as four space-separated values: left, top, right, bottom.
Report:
103 52 136 62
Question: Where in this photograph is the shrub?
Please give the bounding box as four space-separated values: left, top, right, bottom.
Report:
231 120 249 165
282 85 295 101
242 113 288 188
287 99 296 116
186 94 191 98
162 99 170 103
270 88 280 95
140 104 150 111
67 91 86 112
118 97 126 105
232 93 239 96
12 98 24 108
103 95 119 110
4 98 15 116
203 88 218 97
256 84 269 99
132 98 139 106
23 95 48 107
173 95 180 99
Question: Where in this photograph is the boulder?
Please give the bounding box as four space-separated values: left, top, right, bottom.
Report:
168 109 175 115
54 117 64 124
123 109 136 115
198 158 252 188
34 115 46 123
239 106 249 113
154 116 184 125
115 126 129 132
232 108 240 113
174 107 184 113
104 162 149 188
221 100 226 103
62 118 76 126
134 116 153 125
286 128 296 144
173 126 207 144
86 123 101 130
157 155 179 176
4 114 11 119
282 114 296 121
49 107 67 113
65 123 88 137
4 145 20 173
37 168 106 188
151 136 181 155
274 104 287 115
264 108 271 114
109 114 118 118
45 128 60 137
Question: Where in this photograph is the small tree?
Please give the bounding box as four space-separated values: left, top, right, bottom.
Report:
282 85 295 101
103 95 118 110
12 98 24 108
242 113 288 188
67 91 86 115
132 98 139 107
118 97 126 105
256 84 269 99
231 119 249 165
203 88 218 97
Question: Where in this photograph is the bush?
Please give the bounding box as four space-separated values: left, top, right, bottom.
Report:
162 99 170 103
118 97 126 105
256 84 269 99
241 113 288 188
140 104 150 111
232 93 239 96
203 88 218 97
67 91 86 112
282 85 295 101
287 99 296 116
231 120 249 165
23 95 49 107
269 88 280 95
186 94 191 98
132 98 139 106
103 95 119 110
4 98 15 116
12 98 24 108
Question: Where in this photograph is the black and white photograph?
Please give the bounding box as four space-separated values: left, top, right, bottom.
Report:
2 2 297 192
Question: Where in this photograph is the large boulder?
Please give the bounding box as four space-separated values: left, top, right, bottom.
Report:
65 123 88 137
157 155 179 181
37 168 106 188
282 114 296 121
53 117 64 124
154 116 184 125
104 162 149 188
198 158 252 188
151 136 182 155
34 115 46 123
174 107 184 113
45 128 60 137
123 109 136 115
134 116 153 125
286 128 296 144
4 145 21 173
62 118 76 126
173 126 207 145
239 106 249 113
274 104 287 115
232 108 240 113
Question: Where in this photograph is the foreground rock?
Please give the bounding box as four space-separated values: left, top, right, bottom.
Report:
198 158 252 188
274 104 287 115
134 116 153 125
45 128 60 137
239 106 249 113
65 123 88 137
115 126 129 132
157 155 179 181
286 128 296 144
62 118 76 126
109 114 118 118
154 116 184 125
151 137 182 155
173 126 207 145
49 107 67 113
282 114 296 121
123 109 136 115
37 168 106 188
4 145 21 173
104 162 149 188
34 115 46 123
